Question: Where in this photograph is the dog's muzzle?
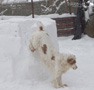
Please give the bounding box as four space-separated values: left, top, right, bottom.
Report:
72 64 78 70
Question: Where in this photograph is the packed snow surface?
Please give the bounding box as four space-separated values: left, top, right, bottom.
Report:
0 17 94 90
0 13 76 20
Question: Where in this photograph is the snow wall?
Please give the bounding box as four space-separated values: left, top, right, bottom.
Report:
0 18 59 81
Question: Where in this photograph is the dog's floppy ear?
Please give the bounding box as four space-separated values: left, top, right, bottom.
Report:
67 58 76 65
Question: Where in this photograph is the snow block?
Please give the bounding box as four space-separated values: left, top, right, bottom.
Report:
0 18 58 81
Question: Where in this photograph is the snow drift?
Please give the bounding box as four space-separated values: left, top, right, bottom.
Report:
0 18 58 81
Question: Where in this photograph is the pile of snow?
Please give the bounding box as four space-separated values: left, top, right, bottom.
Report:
27 13 76 19
0 16 26 20
0 17 58 81
0 13 75 20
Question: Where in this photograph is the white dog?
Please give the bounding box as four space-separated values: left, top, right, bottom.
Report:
29 21 77 88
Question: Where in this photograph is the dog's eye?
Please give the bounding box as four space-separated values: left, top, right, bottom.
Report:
67 58 76 65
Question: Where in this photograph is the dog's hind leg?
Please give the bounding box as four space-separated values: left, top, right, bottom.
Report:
29 40 35 52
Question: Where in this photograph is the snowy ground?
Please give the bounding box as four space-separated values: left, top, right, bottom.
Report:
0 35 94 90
0 16 94 90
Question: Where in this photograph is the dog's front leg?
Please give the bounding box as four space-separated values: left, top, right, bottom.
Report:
51 74 61 88
55 76 68 88
51 78 61 88
59 77 68 87
51 73 68 88
58 75 68 87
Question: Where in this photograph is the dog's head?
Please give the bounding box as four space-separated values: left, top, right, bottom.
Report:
67 55 77 70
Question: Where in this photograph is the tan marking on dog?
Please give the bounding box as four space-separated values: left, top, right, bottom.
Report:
41 44 47 54
39 26 43 31
67 58 76 65
51 56 55 60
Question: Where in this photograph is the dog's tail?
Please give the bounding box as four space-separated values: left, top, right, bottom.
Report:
37 21 44 31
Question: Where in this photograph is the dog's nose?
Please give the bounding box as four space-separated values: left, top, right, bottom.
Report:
73 66 78 70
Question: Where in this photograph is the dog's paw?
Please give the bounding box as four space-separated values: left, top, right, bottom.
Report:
60 84 68 87
54 85 61 88
29 45 35 52
51 80 61 88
